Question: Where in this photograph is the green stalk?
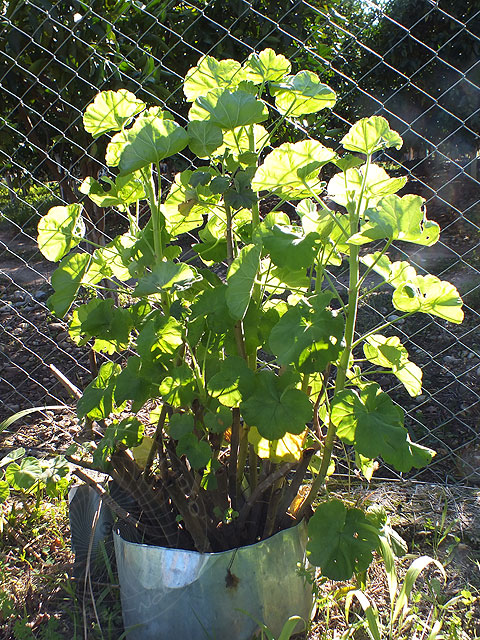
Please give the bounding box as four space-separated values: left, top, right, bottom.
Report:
141 165 163 263
296 154 373 519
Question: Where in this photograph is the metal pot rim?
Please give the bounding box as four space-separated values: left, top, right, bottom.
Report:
113 518 306 558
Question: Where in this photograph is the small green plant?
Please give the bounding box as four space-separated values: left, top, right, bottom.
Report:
34 49 463 578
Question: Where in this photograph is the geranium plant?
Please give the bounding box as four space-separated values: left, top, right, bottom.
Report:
36 49 463 580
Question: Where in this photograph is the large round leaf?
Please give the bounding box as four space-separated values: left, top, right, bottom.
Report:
83 89 145 137
327 164 407 208
37 204 85 262
349 195 440 246
79 173 145 212
392 274 464 324
207 356 255 407
252 140 335 198
240 370 312 439
187 120 223 158
184 56 246 102
189 89 268 129
134 261 200 296
363 334 422 397
341 116 402 155
331 383 435 472
269 294 345 374
112 110 188 175
6 457 43 490
272 71 336 116
244 48 291 83
307 500 379 580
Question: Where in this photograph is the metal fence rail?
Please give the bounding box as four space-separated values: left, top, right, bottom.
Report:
0 0 479 484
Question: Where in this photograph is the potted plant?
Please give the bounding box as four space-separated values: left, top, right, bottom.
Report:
35 49 463 639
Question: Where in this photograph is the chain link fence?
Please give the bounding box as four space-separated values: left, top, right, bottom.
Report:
0 0 479 484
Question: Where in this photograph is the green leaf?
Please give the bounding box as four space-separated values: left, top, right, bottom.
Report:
161 169 218 238
190 284 231 334
207 356 255 407
83 89 145 137
111 109 188 174
307 500 379 580
184 56 246 101
393 275 464 324
204 405 232 434
244 48 291 83
37 204 85 262
226 244 262 320
269 294 345 373
360 253 417 288
341 116 403 155
77 362 122 420
190 89 268 130
240 370 312 439
69 299 133 354
134 262 200 296
248 427 306 463
0 447 26 467
159 363 196 407
272 71 336 116
79 173 145 211
176 434 211 469
48 252 90 317
327 164 407 208
94 233 137 282
364 334 422 397
260 224 320 271
214 124 269 163
137 314 184 364
187 120 224 158
0 481 9 503
350 195 440 246
5 457 43 491
114 357 156 409
331 384 435 472
252 140 335 198
93 417 144 470
168 413 195 439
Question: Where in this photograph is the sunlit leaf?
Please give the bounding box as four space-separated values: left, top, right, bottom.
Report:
207 356 255 407
252 140 335 198
93 417 144 470
248 427 307 463
37 204 85 262
189 89 268 129
110 109 188 174
0 481 9 503
214 124 269 162
341 116 402 155
259 224 321 271
83 89 145 137
349 195 440 246
184 56 246 101
272 71 336 116
393 275 464 323
360 253 417 288
307 500 379 580
364 334 422 397
244 48 291 83
159 363 196 407
327 164 407 209
79 173 145 212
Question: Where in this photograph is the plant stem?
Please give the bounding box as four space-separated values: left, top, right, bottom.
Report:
228 408 241 510
141 165 163 263
143 404 168 480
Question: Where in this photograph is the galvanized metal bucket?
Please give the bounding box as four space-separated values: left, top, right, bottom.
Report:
113 521 313 640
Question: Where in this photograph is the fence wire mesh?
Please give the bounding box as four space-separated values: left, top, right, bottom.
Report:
0 0 479 485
